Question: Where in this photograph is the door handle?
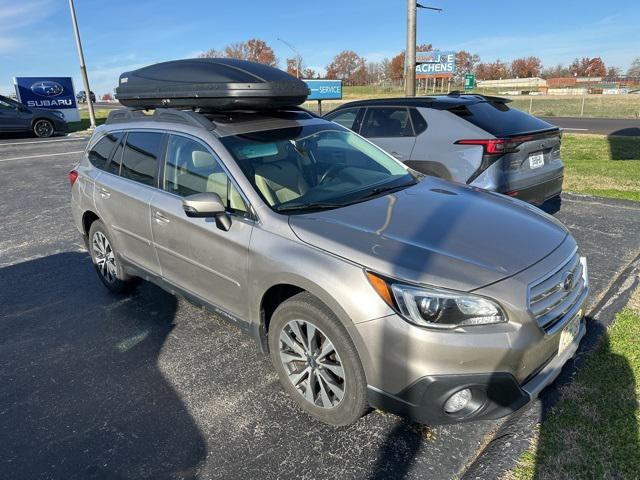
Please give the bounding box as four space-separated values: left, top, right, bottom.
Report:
99 187 111 199
391 151 404 159
153 211 170 225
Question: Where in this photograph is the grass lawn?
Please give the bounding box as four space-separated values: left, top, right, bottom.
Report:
67 109 110 133
561 134 640 202
507 289 640 480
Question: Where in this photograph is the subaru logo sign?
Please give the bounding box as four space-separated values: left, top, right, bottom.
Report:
30 81 64 97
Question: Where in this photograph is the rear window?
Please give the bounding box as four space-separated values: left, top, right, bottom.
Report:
450 101 554 137
88 132 122 170
120 132 164 187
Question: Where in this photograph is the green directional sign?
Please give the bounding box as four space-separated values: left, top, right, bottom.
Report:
464 73 475 91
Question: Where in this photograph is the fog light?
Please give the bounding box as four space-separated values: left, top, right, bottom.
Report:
444 388 472 414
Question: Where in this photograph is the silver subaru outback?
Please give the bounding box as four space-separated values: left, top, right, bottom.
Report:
70 107 588 426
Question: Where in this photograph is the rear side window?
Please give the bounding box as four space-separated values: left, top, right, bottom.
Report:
88 132 122 170
410 108 427 135
120 132 164 187
107 135 124 176
450 101 554 137
326 108 360 131
361 107 413 138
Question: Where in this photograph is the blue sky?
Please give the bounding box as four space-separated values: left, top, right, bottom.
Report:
1 0 639 96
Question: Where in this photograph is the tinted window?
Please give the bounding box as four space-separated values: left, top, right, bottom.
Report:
361 107 413 138
107 135 124 175
326 108 359 130
410 108 427 135
0 99 17 110
451 101 554 136
163 135 247 214
88 133 122 170
120 132 163 187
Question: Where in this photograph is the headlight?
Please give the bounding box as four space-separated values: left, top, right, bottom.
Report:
366 271 507 329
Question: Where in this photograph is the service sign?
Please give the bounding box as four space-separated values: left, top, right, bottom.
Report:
304 79 343 101
13 76 80 122
415 51 456 77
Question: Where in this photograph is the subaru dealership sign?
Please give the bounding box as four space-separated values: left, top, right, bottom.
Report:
13 76 80 122
415 51 457 76
304 79 342 101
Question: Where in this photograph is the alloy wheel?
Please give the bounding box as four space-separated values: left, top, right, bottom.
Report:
279 319 345 409
92 231 117 284
34 120 53 138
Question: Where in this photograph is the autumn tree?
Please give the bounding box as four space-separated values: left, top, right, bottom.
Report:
455 50 480 82
325 50 367 84
627 57 640 77
220 39 277 66
510 56 542 78
475 60 508 80
570 57 606 77
301 68 317 79
389 52 405 81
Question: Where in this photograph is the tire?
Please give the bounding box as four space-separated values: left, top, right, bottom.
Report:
33 119 55 138
88 220 138 294
268 292 368 426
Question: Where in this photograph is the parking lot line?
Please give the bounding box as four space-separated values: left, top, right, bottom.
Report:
0 137 87 147
0 151 85 163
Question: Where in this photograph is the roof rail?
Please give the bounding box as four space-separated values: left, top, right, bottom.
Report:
105 108 215 130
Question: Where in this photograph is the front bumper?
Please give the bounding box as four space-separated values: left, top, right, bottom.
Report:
367 316 586 424
53 117 69 134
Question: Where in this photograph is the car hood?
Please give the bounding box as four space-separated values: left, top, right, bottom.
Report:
288 178 569 291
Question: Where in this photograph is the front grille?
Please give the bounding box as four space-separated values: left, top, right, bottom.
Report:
529 251 586 334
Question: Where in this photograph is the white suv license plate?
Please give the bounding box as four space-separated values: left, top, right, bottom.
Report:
559 310 582 355
529 152 544 169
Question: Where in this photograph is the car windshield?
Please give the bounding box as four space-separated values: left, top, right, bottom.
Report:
220 125 418 213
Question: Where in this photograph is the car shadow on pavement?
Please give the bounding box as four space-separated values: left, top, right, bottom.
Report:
0 252 207 480
608 131 640 160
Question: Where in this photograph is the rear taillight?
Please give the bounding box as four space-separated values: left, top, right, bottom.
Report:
455 136 532 155
69 169 78 186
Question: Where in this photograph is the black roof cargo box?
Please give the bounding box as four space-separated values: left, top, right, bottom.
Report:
115 58 310 110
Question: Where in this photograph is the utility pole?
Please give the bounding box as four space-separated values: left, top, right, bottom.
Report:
278 38 302 78
68 0 96 129
405 0 417 96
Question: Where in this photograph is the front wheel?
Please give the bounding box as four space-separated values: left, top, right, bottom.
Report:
33 119 54 138
268 292 368 426
88 220 138 293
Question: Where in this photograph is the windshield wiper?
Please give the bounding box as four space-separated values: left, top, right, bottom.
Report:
359 181 417 200
276 201 345 212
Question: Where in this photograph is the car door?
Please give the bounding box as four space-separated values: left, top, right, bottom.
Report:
0 98 23 130
150 133 253 321
360 107 417 162
94 130 165 276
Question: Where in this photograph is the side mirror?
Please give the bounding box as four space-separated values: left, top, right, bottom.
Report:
182 192 231 231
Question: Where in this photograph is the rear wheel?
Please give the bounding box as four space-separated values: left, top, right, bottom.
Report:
88 220 137 293
268 292 368 426
33 119 54 138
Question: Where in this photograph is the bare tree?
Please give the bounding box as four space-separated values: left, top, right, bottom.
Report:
198 48 223 58
627 57 640 77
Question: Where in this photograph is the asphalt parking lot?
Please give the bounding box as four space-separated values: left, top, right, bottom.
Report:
1 136 639 480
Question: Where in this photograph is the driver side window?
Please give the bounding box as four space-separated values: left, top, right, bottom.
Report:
162 134 248 215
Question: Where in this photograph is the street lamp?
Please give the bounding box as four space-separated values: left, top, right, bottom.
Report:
68 0 96 129
277 38 302 78
405 1 443 97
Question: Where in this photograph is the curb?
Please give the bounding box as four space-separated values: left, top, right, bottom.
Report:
461 251 640 480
